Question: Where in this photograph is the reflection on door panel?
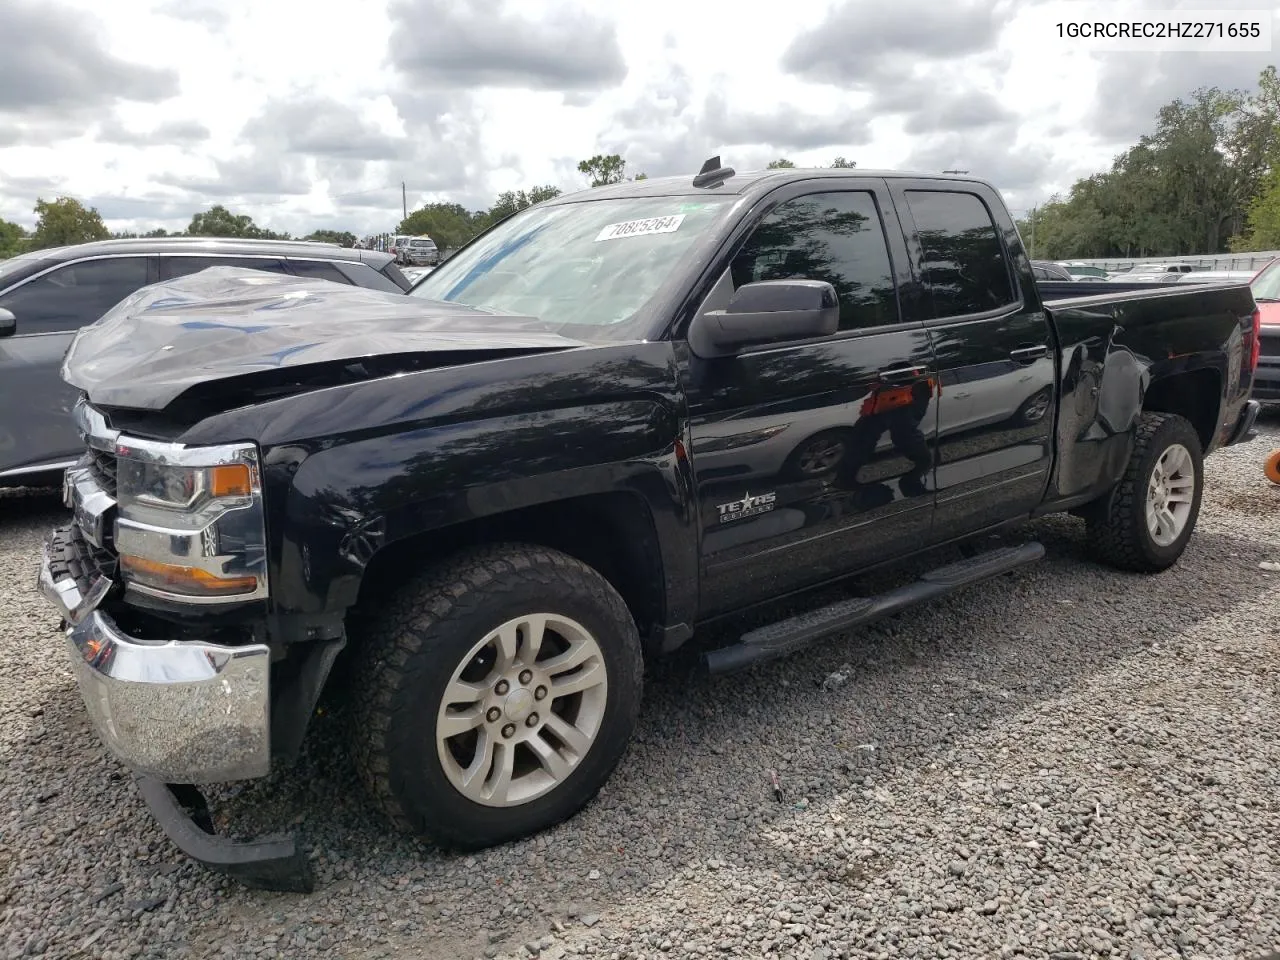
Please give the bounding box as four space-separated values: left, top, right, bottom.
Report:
683 187 939 618
898 186 1054 537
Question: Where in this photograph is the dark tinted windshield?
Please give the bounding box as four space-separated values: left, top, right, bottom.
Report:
409 196 737 340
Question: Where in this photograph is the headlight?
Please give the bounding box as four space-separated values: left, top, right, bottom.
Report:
113 438 269 604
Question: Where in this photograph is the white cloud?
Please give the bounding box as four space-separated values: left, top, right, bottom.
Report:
0 0 1277 236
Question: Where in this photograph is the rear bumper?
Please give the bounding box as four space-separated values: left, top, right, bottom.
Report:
1257 332 1280 400
1253 360 1280 400
1225 399 1261 447
37 528 272 784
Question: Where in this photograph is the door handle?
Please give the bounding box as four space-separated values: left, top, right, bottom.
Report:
878 364 929 383
1009 344 1048 363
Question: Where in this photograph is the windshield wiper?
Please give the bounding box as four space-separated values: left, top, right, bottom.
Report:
1253 296 1280 302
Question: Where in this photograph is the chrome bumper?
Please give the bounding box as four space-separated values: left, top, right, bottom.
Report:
37 531 271 783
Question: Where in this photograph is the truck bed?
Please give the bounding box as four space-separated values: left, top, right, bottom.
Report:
1037 278 1252 302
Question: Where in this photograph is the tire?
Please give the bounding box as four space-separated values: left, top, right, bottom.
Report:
1086 412 1204 573
351 543 643 850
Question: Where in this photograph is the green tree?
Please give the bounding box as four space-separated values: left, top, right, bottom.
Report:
29 197 109 249
578 153 627 186
398 202 481 250
0 218 25 258
831 156 856 168
188 204 289 239
1014 67 1280 259
1232 166 1280 250
303 229 357 247
767 158 796 169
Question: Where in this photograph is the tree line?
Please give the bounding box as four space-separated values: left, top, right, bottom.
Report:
0 153 859 260
1019 66 1280 259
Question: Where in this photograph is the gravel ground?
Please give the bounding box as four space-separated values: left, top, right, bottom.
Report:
3 414 1280 960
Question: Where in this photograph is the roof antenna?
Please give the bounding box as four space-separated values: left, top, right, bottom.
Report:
693 155 735 189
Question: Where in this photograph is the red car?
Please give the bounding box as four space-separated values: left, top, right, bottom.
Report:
1250 259 1280 401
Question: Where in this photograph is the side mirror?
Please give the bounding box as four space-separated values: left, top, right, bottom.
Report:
0 308 14 338
689 279 839 358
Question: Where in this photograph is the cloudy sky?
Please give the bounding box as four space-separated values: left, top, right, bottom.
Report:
1 0 1277 238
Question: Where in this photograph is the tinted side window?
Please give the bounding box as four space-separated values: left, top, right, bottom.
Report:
333 260 405 293
904 190 1015 318
731 191 898 331
0 257 151 333
288 259 353 284
379 261 414 291
159 256 288 281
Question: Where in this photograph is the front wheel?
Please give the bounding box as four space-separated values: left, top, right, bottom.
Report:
1086 412 1204 572
352 544 643 850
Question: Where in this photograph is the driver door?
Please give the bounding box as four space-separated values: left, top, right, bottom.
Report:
679 181 939 619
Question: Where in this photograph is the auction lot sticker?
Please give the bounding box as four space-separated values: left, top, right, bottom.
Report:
595 214 685 242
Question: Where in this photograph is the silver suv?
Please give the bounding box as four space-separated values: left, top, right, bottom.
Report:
0 237 412 487
400 236 440 266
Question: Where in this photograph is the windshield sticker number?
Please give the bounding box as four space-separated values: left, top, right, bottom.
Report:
595 214 685 242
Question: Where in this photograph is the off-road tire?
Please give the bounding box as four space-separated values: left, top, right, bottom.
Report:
351 543 643 850
1086 411 1204 573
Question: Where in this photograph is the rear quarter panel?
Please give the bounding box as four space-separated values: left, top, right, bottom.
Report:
1041 282 1254 505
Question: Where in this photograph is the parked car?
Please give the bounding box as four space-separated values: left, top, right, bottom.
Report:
1175 269 1263 284
0 237 412 487
1056 262 1111 279
1125 262 1197 275
1122 269 1185 283
390 234 412 264
1249 258 1280 401
39 163 1261 892
401 236 440 266
1031 260 1074 281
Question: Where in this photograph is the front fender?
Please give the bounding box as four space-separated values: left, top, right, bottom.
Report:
265 397 695 625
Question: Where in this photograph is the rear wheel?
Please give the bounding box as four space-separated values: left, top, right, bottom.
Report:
1086 412 1204 572
352 544 643 850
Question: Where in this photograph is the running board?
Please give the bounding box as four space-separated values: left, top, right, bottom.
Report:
703 542 1045 675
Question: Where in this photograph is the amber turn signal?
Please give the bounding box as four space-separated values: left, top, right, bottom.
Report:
120 554 258 597
209 463 253 498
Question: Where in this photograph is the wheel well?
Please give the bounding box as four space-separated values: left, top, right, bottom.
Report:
1142 368 1221 451
353 492 666 640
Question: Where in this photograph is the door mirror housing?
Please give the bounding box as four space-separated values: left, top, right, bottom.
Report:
689 279 839 358
0 308 14 338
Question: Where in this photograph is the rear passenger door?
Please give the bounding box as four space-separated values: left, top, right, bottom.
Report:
889 181 1055 535
682 181 940 618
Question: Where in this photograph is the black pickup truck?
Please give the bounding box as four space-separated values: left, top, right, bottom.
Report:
37 161 1262 891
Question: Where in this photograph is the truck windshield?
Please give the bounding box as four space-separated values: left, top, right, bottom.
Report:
1251 261 1280 300
408 196 737 340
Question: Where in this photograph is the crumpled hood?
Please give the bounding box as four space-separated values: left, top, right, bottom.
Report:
62 266 584 410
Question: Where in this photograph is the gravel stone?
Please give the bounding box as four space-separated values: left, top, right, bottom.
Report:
4 418 1280 959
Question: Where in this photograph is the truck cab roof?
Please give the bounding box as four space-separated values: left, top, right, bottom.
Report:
543 167 997 206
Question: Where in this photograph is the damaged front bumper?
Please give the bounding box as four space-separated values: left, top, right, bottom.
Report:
37 525 314 892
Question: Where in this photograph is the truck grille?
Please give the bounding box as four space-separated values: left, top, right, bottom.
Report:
86 448 118 498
